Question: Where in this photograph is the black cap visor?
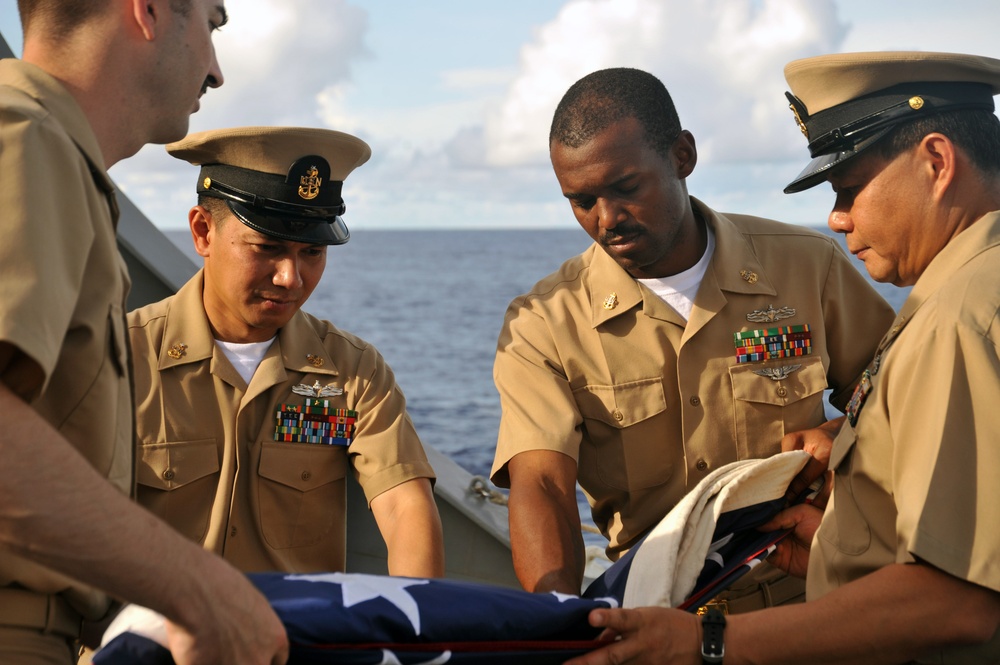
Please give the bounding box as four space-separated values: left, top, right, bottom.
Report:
784 81 995 193
227 200 351 245
783 127 892 193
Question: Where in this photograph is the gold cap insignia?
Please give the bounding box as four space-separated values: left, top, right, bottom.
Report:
167 343 188 359
739 270 759 284
603 292 619 310
306 354 324 367
203 177 212 190
291 380 343 398
788 101 809 138
298 165 322 200
908 96 925 110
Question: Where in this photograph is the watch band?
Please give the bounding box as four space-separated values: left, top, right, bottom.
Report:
701 607 726 664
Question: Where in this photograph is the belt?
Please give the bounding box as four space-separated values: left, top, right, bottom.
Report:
698 574 805 615
0 589 82 638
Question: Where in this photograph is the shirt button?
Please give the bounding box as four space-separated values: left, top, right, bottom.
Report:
612 410 624 422
696 459 708 471
230 526 237 537
776 386 788 398
301 470 312 481
689 396 701 407
162 469 175 481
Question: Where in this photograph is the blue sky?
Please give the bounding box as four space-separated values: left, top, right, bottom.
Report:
3 0 1000 231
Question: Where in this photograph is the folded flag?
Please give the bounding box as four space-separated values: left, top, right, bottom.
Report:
584 451 811 610
93 572 619 665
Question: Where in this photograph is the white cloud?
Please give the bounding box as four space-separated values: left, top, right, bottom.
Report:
105 0 1000 232
480 0 847 168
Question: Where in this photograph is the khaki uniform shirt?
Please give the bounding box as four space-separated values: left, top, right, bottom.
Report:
0 60 131 620
491 198 896 559
128 271 435 573
808 213 1000 664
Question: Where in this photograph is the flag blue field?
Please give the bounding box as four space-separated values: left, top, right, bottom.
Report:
93 572 618 665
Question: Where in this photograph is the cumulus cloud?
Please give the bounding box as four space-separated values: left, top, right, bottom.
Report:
479 0 847 168
109 0 923 230
111 0 369 230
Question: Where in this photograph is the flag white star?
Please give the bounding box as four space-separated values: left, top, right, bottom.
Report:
376 648 452 665
286 573 429 634
549 590 619 608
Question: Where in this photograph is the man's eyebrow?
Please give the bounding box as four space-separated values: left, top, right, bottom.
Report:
562 173 636 199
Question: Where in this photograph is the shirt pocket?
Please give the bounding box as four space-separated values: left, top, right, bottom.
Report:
730 356 827 459
136 439 220 544
257 441 348 550
818 425 871 556
574 377 675 491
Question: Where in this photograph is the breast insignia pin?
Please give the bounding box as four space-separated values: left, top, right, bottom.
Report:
306 354 324 367
752 364 802 381
291 380 343 398
746 304 796 323
603 292 619 310
166 343 188 359
739 270 759 284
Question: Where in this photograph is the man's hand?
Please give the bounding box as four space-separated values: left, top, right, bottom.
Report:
164 566 289 665
781 416 843 507
563 607 701 665
760 503 824 579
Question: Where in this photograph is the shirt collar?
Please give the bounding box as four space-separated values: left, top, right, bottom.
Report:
157 269 339 377
0 59 114 197
588 197 777 327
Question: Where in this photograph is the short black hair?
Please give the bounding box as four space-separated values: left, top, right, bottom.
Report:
198 193 230 225
873 108 1000 175
549 68 682 159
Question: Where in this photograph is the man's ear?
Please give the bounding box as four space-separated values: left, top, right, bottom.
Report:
131 0 158 40
920 133 957 202
673 130 698 179
189 206 214 258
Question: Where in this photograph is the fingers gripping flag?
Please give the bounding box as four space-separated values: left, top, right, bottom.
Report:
93 573 619 665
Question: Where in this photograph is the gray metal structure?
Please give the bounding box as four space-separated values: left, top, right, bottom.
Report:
1 29 519 587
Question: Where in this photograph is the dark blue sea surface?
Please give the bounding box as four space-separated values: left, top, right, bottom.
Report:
166 227 909 545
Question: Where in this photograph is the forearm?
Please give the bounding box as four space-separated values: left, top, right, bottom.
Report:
0 383 246 624
508 480 585 594
728 562 1000 665
374 479 445 578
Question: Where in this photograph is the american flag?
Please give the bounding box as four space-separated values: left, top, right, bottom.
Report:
93 573 618 664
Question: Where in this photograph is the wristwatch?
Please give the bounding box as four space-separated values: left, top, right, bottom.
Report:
701 607 726 664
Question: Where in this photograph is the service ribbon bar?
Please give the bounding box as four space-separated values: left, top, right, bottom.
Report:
734 324 813 364
273 398 358 446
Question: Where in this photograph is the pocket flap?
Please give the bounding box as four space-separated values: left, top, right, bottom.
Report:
258 441 347 491
730 357 827 406
573 377 667 428
137 439 219 490
828 424 857 470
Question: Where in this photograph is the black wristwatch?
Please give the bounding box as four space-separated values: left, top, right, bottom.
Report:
701 607 726 664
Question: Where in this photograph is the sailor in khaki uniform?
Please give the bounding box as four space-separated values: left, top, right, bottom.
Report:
491 68 895 606
129 127 444 577
1 3 288 665
564 52 1000 665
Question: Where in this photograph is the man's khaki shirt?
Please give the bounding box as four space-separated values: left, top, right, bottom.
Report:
808 212 1000 663
491 198 896 559
128 271 435 573
0 59 131 620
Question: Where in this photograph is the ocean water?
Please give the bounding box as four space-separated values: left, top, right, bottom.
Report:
165 227 909 545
